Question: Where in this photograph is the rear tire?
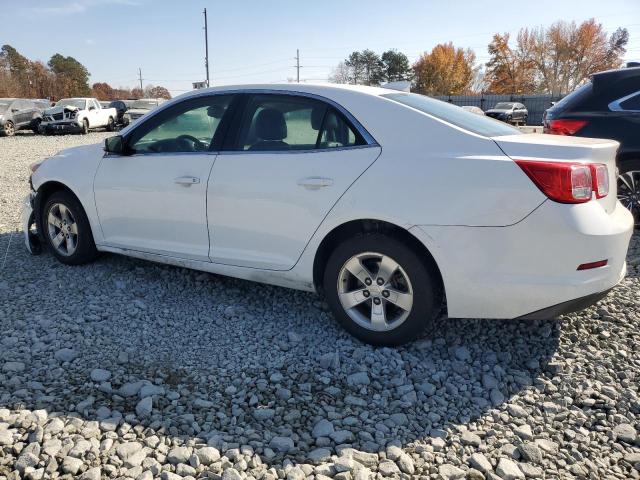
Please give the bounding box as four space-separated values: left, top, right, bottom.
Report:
618 159 640 228
323 233 439 346
41 191 98 265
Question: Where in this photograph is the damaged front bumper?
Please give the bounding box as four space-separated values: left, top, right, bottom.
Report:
39 121 83 134
22 192 42 255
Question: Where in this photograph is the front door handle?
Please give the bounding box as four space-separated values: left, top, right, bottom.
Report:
298 176 333 190
174 176 200 186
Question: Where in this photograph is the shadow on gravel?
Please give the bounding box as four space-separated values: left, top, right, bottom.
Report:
0 231 565 466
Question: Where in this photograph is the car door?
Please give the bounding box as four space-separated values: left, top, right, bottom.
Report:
11 100 27 127
88 99 102 126
94 94 234 260
207 92 381 270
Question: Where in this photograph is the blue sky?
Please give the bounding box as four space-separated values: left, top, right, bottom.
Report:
3 0 640 95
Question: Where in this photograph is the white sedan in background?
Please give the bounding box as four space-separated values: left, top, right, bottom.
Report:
24 84 633 345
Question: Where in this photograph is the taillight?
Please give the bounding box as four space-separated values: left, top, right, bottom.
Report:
515 160 593 203
592 164 609 198
544 119 587 135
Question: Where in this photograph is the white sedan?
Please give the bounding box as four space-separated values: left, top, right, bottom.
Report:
24 84 634 345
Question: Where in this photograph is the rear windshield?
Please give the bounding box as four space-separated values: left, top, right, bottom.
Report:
550 82 592 112
382 93 520 137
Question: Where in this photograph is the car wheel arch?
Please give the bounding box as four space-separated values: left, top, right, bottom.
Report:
312 218 445 307
34 181 93 243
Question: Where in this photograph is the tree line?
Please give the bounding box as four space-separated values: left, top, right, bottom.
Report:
0 45 171 100
330 19 629 96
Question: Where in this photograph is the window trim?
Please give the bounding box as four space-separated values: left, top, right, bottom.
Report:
224 92 369 153
608 90 640 112
121 89 378 156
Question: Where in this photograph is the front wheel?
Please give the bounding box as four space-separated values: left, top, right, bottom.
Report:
618 159 640 228
2 120 15 137
42 191 98 265
106 116 115 132
81 119 89 134
323 234 440 346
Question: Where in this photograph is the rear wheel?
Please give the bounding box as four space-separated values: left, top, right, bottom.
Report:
618 159 640 228
2 120 15 137
323 233 440 346
42 191 98 265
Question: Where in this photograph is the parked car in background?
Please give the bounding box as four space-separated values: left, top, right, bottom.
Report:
485 102 528 125
0 98 45 136
122 98 165 125
543 65 640 226
461 105 485 115
108 99 134 128
40 98 117 134
23 84 633 345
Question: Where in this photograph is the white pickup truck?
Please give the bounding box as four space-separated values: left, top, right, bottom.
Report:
40 98 117 134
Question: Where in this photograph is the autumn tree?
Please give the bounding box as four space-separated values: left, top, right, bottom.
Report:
412 42 477 95
485 19 628 94
145 85 172 99
91 82 114 100
380 49 413 82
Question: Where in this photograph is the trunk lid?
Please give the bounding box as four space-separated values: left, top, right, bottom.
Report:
493 133 619 213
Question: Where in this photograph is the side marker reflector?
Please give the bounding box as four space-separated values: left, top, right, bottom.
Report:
577 260 608 271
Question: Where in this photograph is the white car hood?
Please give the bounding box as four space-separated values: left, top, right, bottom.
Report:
44 105 80 115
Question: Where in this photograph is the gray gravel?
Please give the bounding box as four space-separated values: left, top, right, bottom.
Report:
0 131 639 479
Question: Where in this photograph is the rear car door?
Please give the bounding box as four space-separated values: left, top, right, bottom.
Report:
94 94 235 260
207 92 381 270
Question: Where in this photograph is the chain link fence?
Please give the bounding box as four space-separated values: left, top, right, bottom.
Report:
433 93 566 126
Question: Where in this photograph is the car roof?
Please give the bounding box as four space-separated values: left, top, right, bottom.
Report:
174 83 393 102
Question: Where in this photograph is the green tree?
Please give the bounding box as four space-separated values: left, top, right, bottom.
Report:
48 53 90 97
381 49 412 82
0 45 31 96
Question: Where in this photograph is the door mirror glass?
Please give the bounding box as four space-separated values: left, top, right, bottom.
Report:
104 135 124 155
89 105 96 111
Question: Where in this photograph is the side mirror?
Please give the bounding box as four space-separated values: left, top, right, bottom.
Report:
11 108 18 113
104 135 124 155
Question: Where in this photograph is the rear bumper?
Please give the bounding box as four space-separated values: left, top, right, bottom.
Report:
410 199 633 319
517 288 612 320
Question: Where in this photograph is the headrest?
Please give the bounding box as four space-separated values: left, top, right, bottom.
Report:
255 108 287 141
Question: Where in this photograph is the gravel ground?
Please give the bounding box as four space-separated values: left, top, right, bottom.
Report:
0 131 638 480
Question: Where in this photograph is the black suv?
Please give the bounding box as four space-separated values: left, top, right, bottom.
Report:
543 65 640 226
0 98 47 136
108 100 133 127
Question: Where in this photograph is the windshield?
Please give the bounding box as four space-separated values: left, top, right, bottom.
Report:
130 100 159 110
382 93 520 137
55 99 86 109
494 102 515 109
550 82 592 111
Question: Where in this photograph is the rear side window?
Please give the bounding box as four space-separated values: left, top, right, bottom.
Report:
618 92 640 111
233 94 364 151
382 93 519 137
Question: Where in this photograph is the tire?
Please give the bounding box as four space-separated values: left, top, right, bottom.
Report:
41 190 98 265
31 118 42 134
618 159 640 228
323 233 439 346
106 116 115 132
81 119 89 134
2 120 15 137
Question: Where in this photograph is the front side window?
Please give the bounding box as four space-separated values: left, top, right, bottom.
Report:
127 95 232 154
233 94 363 151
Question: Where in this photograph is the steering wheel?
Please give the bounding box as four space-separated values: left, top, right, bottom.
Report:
176 134 206 152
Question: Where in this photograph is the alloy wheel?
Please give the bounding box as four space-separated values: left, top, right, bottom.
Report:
4 121 15 136
46 203 78 256
337 252 413 332
618 170 640 227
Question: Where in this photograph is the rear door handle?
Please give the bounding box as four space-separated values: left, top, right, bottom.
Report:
174 176 200 186
298 176 333 190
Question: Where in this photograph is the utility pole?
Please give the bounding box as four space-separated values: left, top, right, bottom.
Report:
203 8 210 87
295 49 300 83
138 68 143 95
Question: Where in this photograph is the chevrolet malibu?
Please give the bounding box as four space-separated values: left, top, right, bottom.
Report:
23 84 634 346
